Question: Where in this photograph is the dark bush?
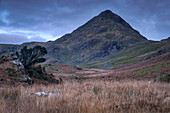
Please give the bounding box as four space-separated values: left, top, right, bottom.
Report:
16 46 47 69
27 65 48 80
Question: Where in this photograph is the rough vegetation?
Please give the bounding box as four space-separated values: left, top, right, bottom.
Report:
15 46 58 82
0 47 61 86
0 81 170 113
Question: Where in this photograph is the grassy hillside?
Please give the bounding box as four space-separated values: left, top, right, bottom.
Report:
82 38 170 69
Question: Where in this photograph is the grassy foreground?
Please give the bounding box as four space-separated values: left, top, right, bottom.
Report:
0 80 170 113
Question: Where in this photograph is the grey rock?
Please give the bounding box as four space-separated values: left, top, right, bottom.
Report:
28 90 62 97
12 60 24 69
18 77 34 85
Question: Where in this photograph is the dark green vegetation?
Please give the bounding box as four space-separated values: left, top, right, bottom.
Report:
16 46 47 69
16 46 49 80
15 46 61 82
0 46 61 86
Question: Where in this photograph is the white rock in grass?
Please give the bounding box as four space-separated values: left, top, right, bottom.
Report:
34 92 49 96
148 81 152 84
28 90 62 97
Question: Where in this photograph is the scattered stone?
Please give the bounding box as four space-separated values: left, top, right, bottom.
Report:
30 92 49 97
12 59 24 69
18 77 34 85
28 90 62 97
148 80 154 84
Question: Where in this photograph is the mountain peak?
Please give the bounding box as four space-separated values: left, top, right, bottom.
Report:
99 10 115 16
93 10 131 28
98 10 120 20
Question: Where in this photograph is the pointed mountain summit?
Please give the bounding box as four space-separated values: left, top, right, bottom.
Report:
55 10 147 45
94 10 131 28
45 10 149 65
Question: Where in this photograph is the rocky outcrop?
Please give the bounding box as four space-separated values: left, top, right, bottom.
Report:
92 41 123 59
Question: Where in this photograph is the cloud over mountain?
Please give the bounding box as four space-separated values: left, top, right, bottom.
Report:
0 0 169 44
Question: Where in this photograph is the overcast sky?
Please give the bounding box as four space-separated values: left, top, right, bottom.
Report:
0 0 170 44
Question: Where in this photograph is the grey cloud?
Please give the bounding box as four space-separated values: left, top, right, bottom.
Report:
0 34 46 44
29 37 47 42
0 0 169 43
0 34 29 44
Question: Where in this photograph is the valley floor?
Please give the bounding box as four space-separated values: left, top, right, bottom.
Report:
0 80 170 113
0 48 169 113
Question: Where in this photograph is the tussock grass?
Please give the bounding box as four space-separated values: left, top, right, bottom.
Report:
0 80 170 113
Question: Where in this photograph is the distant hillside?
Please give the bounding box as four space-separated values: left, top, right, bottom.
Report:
0 44 20 54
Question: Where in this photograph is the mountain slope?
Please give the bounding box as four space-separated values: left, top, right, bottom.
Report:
83 37 170 69
43 10 149 65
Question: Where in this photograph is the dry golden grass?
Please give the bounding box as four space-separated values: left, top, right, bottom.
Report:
0 80 170 113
